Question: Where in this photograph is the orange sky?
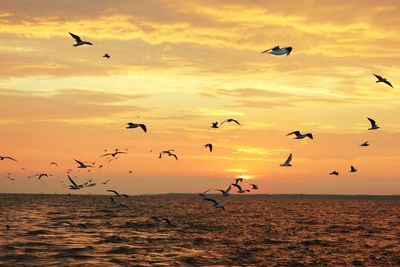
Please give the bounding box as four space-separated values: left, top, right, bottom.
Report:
0 0 399 194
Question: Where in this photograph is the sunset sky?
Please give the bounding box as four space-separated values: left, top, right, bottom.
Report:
1 0 399 195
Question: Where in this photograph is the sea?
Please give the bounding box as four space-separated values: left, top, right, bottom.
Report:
0 194 399 266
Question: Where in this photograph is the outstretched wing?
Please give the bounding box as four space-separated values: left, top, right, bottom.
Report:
74 159 85 167
68 175 78 187
4 156 17 161
383 80 393 88
373 73 382 80
261 45 279 53
171 153 178 160
107 189 119 196
287 131 300 136
230 119 240 125
284 153 293 165
69 32 82 42
139 124 147 133
367 117 376 127
231 183 242 191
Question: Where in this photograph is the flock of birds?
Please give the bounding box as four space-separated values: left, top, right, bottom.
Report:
1 32 396 221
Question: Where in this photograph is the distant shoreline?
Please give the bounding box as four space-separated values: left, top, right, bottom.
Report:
0 193 399 200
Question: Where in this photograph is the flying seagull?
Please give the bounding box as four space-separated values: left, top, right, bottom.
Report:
262 46 292 56
0 156 17 161
67 175 82 190
373 74 393 88
69 32 93 47
280 153 293 167
360 141 369 147
102 179 110 185
204 143 213 152
216 185 231 196
159 150 178 160
211 122 219 128
367 118 379 130
37 173 49 180
74 159 92 168
231 183 250 193
329 171 339 176
126 122 147 133
350 166 357 173
103 54 110 59
100 149 127 158
50 162 58 166
199 188 212 197
203 198 226 211
220 119 240 126
287 131 313 140
250 184 259 190
107 189 129 198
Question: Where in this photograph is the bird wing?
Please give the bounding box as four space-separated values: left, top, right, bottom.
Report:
107 190 119 196
284 153 293 165
74 159 85 167
5 156 17 161
100 153 112 157
287 131 300 136
139 124 147 132
69 32 82 42
230 119 240 125
367 117 376 127
231 183 242 191
383 80 393 88
261 46 279 53
68 175 78 187
226 185 232 193
373 73 382 80
203 198 218 205
220 119 227 125
306 133 313 139
171 153 178 160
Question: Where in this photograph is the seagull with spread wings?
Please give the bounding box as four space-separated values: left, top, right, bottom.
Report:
204 144 213 152
367 118 379 130
287 131 313 140
262 45 293 56
74 159 92 169
126 122 147 133
0 156 17 161
69 32 93 47
373 74 393 88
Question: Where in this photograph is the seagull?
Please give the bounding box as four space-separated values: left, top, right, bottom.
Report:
211 122 219 128
280 153 293 167
102 179 110 185
0 156 17 161
37 173 49 180
287 131 313 140
231 183 250 193
107 189 129 198
199 188 212 197
103 54 110 59
262 46 293 56
204 144 213 152
360 141 369 147
350 166 357 173
74 159 92 168
67 175 82 190
159 150 178 160
100 149 127 158
69 32 93 47
250 184 259 190
367 118 379 130
373 74 393 88
329 171 339 176
126 122 147 133
220 119 240 126
50 162 58 166
202 198 226 211
216 185 231 196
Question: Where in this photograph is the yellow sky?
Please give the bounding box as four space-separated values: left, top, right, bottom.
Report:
0 0 399 194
